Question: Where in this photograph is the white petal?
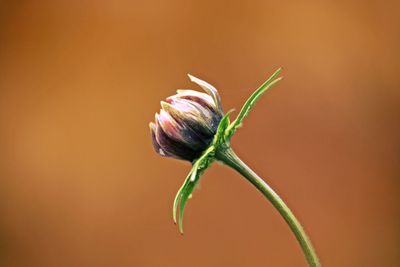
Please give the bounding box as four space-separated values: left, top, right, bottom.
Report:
187 74 222 113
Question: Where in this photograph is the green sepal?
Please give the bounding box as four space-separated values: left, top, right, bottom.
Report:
213 110 233 146
174 146 214 234
172 112 232 234
172 68 283 234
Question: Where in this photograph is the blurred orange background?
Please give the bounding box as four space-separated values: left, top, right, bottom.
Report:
1 1 399 266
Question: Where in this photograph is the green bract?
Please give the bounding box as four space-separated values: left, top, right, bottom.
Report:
173 68 283 233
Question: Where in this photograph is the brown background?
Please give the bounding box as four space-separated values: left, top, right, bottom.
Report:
1 1 399 266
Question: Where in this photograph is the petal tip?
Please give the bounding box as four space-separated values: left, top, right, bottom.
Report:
160 101 172 111
187 73 195 81
149 122 156 131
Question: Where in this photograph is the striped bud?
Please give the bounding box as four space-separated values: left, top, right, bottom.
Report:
150 75 223 161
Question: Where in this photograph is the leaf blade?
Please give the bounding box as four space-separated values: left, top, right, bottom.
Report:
226 68 283 138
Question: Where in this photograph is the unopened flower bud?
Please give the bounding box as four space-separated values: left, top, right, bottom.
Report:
150 75 223 161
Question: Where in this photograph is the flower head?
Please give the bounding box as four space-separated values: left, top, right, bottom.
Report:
149 68 283 235
150 75 223 161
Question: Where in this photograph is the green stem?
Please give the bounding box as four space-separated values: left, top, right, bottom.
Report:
216 147 321 267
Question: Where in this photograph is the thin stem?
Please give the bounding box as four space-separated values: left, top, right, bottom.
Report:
216 147 321 267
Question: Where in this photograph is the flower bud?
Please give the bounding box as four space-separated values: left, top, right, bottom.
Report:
150 75 223 161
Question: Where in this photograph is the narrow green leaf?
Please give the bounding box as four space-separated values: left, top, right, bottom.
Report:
173 171 192 224
173 109 237 233
226 68 283 138
175 146 215 233
178 179 197 234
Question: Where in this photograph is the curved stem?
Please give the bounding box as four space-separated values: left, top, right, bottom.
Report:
216 147 321 267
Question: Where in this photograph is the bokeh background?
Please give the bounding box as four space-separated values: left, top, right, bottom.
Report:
1 1 399 266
